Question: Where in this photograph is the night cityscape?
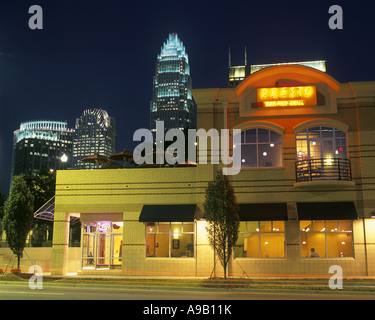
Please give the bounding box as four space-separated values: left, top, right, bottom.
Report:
0 0 375 302
1 0 374 195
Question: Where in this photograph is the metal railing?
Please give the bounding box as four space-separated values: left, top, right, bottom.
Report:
295 158 352 182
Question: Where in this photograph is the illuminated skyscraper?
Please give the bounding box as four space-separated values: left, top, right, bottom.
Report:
72 109 116 169
150 33 194 138
11 120 73 178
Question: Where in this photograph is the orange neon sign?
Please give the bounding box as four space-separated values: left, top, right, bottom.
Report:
257 86 317 107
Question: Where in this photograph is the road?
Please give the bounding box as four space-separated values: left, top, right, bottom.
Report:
0 281 375 301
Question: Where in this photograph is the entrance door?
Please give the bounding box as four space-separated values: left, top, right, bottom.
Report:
81 221 123 270
97 233 111 268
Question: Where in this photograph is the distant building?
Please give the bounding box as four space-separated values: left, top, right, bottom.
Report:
228 48 326 87
72 108 116 169
150 33 194 138
228 47 250 87
11 120 73 178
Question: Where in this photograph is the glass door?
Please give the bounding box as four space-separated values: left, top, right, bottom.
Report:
81 221 123 270
82 233 96 268
97 233 111 269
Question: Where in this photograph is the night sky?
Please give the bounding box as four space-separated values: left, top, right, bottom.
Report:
0 0 374 195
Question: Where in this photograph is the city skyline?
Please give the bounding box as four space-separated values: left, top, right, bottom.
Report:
0 0 374 195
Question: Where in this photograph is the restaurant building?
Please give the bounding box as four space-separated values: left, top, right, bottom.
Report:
50 63 375 277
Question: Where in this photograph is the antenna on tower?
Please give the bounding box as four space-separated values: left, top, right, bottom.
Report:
244 46 247 66
228 47 231 67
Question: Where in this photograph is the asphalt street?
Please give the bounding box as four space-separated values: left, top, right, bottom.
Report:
1 281 375 301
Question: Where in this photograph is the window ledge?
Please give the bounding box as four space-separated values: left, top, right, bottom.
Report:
300 257 355 260
234 257 286 260
293 180 355 190
240 167 284 170
145 257 195 260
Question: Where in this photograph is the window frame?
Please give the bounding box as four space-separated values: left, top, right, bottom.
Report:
145 222 195 259
238 128 283 168
299 220 354 258
295 126 348 161
234 221 286 259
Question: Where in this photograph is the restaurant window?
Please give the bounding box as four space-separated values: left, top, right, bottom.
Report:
300 220 353 258
296 126 347 160
234 221 285 258
236 128 282 168
146 222 195 258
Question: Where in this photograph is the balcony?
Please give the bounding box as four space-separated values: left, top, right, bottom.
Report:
294 158 354 189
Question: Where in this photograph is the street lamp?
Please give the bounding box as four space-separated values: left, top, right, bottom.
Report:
61 153 68 170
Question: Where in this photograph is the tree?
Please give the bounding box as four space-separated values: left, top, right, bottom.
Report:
0 192 6 243
3 175 34 269
26 170 56 245
203 170 239 278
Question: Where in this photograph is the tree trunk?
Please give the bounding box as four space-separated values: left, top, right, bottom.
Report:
17 254 20 269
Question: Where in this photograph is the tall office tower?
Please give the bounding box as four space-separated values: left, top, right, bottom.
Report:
150 33 194 139
11 120 73 178
72 108 116 169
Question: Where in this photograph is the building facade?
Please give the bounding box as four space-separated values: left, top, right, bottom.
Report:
11 120 73 179
150 33 194 138
72 109 116 169
50 64 375 277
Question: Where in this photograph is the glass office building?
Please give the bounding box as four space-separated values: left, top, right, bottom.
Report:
150 33 194 138
11 120 73 178
72 109 116 169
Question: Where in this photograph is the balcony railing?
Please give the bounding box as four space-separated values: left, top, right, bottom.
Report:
295 158 352 182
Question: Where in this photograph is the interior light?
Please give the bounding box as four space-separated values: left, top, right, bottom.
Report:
325 157 333 165
263 152 267 156
242 159 246 163
270 143 274 147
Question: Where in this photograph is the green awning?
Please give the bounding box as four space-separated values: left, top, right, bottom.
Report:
297 202 358 220
139 204 197 222
238 203 288 221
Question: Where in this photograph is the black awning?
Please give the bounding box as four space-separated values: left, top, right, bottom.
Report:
238 203 288 221
297 202 358 220
139 204 197 222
